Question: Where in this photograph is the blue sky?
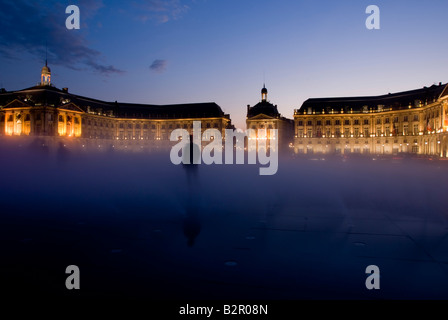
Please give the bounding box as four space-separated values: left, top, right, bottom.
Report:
1 0 448 128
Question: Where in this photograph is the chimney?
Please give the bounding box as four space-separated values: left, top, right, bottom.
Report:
62 87 68 93
247 104 250 113
439 82 442 86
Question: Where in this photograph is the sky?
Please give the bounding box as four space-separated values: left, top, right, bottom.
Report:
1 0 448 129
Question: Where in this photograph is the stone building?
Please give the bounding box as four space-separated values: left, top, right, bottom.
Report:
0 63 233 152
293 83 448 157
246 85 294 151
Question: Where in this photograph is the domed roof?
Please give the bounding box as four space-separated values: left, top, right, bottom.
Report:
261 86 267 94
247 100 279 118
41 64 51 74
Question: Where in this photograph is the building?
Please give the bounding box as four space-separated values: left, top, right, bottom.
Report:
293 83 448 157
0 63 233 151
246 85 294 151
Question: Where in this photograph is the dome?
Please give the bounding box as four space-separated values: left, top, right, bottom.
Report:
261 86 267 94
41 65 51 74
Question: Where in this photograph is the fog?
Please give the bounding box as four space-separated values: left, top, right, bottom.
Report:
1 139 448 300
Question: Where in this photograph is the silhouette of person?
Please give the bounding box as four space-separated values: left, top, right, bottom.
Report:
182 135 200 186
181 135 202 247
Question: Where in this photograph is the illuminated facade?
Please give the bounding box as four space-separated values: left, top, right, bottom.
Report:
294 83 448 158
0 64 233 151
246 85 294 151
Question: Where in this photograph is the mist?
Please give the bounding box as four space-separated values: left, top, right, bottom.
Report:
1 138 448 300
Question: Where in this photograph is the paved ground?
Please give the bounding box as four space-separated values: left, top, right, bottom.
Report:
1 147 448 301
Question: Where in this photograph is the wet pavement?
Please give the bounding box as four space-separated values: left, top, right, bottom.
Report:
1 149 448 300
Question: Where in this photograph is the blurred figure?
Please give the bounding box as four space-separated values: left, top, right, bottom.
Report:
182 135 200 186
181 135 202 247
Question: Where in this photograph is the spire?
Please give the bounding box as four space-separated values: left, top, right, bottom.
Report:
45 40 48 66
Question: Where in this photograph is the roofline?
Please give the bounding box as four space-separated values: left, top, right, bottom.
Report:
9 86 223 110
302 83 447 104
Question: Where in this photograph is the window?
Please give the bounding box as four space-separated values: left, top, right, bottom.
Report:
403 116 408 122
325 120 331 126
307 120 312 126
354 119 359 125
298 120 303 126
206 123 211 128
119 123 124 129
413 124 419 135
344 128 350 137
152 125 156 129
316 120 322 126
298 130 304 138
59 115 64 122
385 118 390 124
413 114 419 121
307 129 313 138
136 124 141 129
335 120 341 126
344 120 350 125
354 128 359 137
127 124 132 129
364 128 369 137
143 124 148 129
403 124 408 135
169 124 173 129
214 123 219 128
335 128 341 138
364 119 369 125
